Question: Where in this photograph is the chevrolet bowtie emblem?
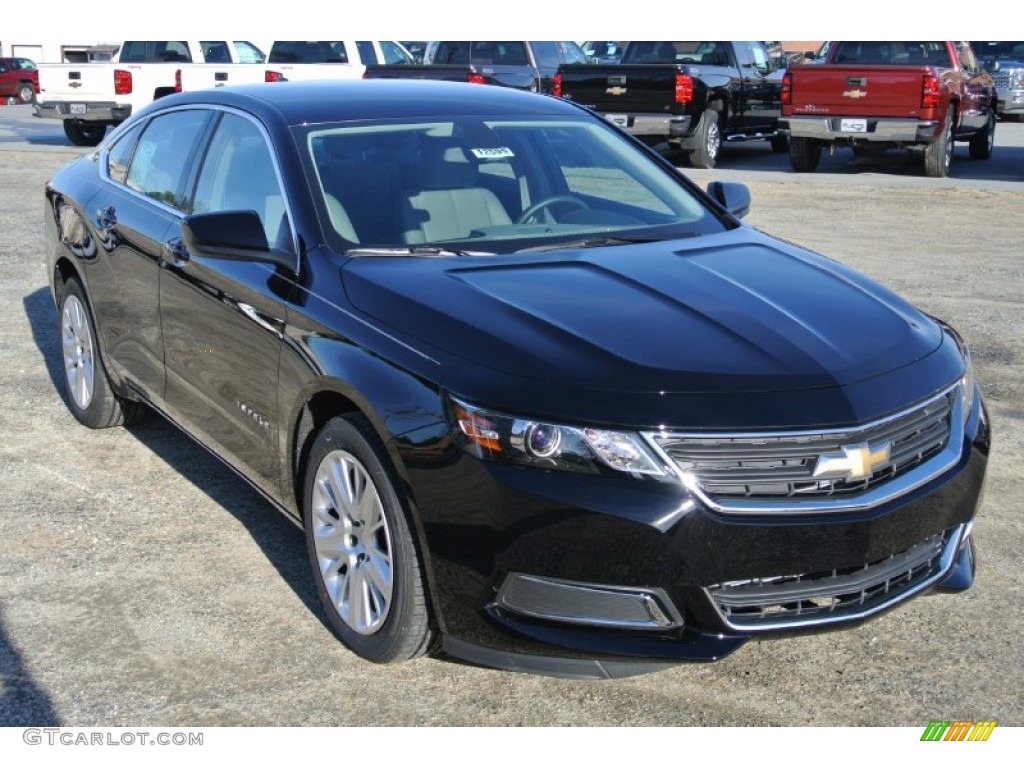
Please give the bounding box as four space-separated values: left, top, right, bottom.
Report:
812 441 891 483
842 89 868 99
606 86 628 96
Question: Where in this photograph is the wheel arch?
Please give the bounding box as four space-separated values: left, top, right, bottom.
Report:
288 379 448 640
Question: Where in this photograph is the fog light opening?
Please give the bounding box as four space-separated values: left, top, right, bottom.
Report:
495 572 684 631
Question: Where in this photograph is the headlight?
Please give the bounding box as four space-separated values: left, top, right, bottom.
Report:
941 323 976 424
449 397 668 478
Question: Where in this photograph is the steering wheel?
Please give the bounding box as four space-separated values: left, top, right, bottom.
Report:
516 194 590 224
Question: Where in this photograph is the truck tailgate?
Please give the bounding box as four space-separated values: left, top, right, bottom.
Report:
37 64 114 103
559 64 680 113
789 66 932 117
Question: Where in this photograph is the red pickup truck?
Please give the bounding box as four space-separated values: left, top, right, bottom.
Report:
780 41 996 177
0 57 39 104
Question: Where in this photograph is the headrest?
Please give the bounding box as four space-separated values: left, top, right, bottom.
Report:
420 143 479 190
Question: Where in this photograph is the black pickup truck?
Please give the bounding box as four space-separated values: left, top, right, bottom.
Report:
363 40 589 93
554 41 786 167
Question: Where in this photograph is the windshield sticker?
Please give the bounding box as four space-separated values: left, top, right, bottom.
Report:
470 147 515 160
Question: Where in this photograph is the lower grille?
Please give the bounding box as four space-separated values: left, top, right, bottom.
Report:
706 525 962 631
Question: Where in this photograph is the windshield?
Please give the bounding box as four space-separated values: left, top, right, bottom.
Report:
298 114 726 255
971 41 1024 60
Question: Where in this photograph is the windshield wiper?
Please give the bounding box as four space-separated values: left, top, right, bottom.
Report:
515 234 691 254
345 246 494 258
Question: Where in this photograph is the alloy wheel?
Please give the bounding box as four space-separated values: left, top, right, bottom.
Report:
61 294 95 410
311 449 394 635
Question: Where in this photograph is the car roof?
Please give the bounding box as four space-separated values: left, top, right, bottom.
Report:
147 80 585 126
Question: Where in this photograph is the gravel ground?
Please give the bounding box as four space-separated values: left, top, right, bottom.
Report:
0 132 1021 727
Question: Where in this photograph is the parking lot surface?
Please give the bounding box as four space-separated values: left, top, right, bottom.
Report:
1 104 1021 726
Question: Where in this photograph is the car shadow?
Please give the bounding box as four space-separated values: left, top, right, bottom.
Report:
21 287 332 637
0 607 62 726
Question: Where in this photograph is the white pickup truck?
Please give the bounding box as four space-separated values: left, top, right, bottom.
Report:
176 40 413 93
34 40 266 146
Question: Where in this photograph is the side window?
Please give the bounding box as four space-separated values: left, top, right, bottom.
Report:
234 41 266 63
356 41 378 65
532 42 560 68
125 110 209 210
106 122 144 184
380 41 413 65
200 41 230 64
192 114 289 251
0 61 8 73
435 42 469 65
558 41 589 65
749 43 769 72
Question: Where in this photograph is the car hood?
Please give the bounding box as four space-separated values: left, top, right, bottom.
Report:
341 230 943 397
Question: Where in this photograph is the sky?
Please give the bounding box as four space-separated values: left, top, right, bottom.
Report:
3 0 996 42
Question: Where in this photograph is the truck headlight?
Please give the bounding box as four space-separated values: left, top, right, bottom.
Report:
450 397 668 478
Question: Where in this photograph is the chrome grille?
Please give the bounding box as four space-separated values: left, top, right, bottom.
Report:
706 526 961 631
991 70 1021 89
649 389 955 508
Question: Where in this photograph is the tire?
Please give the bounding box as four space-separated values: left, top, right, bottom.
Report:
969 111 995 160
63 121 108 147
17 82 35 104
769 134 789 153
789 137 821 172
58 277 142 429
923 108 954 178
303 414 433 664
687 109 721 169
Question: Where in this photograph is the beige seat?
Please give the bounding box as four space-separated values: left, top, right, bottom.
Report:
401 142 512 244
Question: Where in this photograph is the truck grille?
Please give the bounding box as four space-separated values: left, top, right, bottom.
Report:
991 70 1019 89
706 526 960 631
649 388 955 510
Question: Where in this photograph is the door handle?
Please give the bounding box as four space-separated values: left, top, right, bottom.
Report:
161 236 190 268
95 205 116 232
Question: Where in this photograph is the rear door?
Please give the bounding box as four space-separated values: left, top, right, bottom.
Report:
735 41 782 132
85 108 213 401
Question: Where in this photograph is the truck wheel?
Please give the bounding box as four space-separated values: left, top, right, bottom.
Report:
63 121 108 147
789 137 821 172
923 108 954 177
969 111 995 160
17 82 35 104
687 109 720 169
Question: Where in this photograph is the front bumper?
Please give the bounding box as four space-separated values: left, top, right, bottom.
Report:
401 389 989 677
781 115 940 143
34 101 132 123
996 88 1024 116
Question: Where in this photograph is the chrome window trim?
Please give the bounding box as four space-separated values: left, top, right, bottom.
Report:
98 103 301 272
703 524 965 632
642 383 964 515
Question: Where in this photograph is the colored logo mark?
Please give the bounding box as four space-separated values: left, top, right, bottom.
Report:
920 720 997 741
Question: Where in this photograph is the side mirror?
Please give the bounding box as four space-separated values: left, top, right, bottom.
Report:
182 210 294 270
707 181 751 219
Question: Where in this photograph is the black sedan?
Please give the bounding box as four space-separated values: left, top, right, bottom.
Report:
45 80 988 679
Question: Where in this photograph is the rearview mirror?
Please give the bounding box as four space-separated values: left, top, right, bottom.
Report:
182 210 294 270
707 181 751 219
